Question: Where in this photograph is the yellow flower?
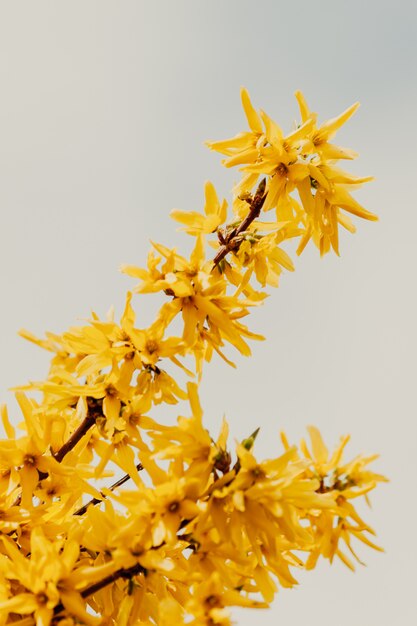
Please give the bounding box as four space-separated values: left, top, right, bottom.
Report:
206 87 264 161
293 92 378 255
129 319 188 374
295 90 361 160
144 382 231 482
0 394 77 509
147 477 202 545
18 328 79 378
296 177 378 256
62 292 141 378
0 527 102 625
189 437 334 599
207 88 314 218
187 572 266 625
232 231 294 288
122 236 264 357
171 181 228 236
207 87 377 255
283 426 387 569
136 367 187 406
0 87 383 625
0 489 29 532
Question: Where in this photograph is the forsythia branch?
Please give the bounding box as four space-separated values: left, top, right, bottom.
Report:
0 88 385 626
212 177 267 267
53 414 97 463
73 462 144 516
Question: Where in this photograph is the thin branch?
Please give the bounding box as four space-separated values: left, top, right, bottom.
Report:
73 463 143 516
54 397 103 463
212 178 267 267
81 563 145 598
23 180 270 616
53 415 96 463
49 182 268 481
53 563 145 618
12 400 101 509
69 186 265 516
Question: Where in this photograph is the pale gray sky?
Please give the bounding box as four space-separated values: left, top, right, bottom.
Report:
0 1 416 624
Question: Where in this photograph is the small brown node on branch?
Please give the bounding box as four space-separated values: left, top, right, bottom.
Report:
214 449 231 474
212 178 267 269
239 191 253 203
217 229 226 245
86 396 103 415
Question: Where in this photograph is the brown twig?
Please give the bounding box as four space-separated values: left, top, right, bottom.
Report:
212 178 267 268
73 463 143 516
52 563 145 619
57 183 267 515
22 181 270 618
11 399 101 509
80 563 145 598
50 183 267 482
53 397 103 464
53 414 96 463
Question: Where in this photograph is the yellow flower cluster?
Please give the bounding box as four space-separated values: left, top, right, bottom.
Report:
207 88 377 256
0 90 384 625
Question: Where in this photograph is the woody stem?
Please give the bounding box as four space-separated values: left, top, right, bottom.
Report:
212 178 267 267
12 400 101 509
73 463 144 516
52 398 104 464
53 415 96 463
53 563 145 617
81 563 145 598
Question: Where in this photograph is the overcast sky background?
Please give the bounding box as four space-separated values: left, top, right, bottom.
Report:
0 1 416 624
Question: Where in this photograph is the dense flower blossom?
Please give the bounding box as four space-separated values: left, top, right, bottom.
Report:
207 88 378 256
0 89 382 625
